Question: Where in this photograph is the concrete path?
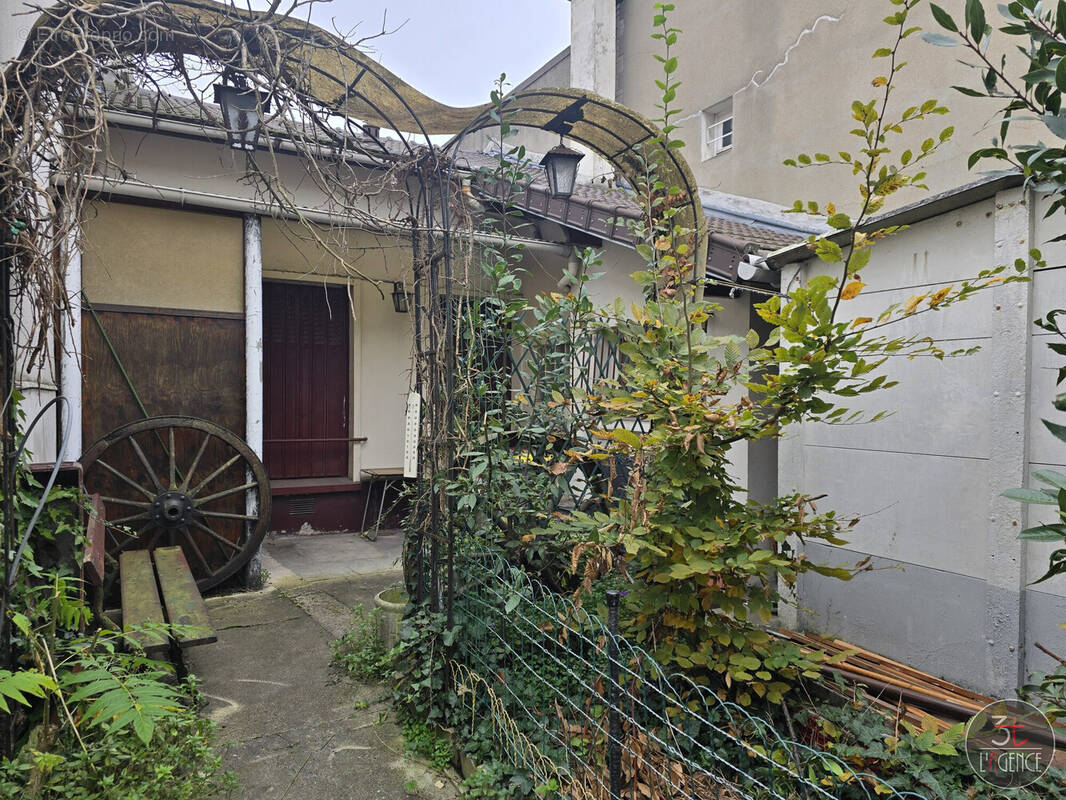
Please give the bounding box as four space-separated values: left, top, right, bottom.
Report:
185 531 458 800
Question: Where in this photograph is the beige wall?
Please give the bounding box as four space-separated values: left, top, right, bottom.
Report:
518 240 645 309
81 202 243 312
610 0 1051 212
261 219 411 283
357 280 415 472
103 125 406 223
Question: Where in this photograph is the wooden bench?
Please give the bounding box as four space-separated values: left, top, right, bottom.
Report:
120 547 217 658
81 493 216 658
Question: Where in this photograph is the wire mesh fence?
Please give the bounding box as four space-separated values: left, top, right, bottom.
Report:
449 546 929 800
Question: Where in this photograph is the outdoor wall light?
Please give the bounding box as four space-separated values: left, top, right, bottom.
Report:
213 75 270 151
540 138 584 199
391 281 412 314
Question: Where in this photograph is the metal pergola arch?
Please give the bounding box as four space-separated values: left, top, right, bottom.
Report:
3 0 708 625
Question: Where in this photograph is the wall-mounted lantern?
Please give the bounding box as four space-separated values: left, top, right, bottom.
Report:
539 139 584 199
391 281 412 314
213 74 270 151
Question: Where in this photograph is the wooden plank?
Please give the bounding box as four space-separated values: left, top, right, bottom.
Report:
81 308 245 449
152 546 216 647
119 550 167 655
83 493 106 586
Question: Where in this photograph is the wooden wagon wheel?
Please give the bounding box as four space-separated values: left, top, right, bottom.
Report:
81 416 271 592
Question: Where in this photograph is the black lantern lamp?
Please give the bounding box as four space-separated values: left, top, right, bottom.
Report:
391 281 411 314
213 74 270 151
539 138 584 199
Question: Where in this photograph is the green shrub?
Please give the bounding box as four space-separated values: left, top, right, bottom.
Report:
0 680 237 800
794 695 1066 799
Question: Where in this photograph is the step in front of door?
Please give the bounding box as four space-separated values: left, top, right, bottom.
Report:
270 488 364 533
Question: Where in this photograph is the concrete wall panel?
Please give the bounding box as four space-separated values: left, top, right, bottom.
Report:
1024 588 1066 676
802 445 988 579
800 201 996 289
1027 332 1066 467
805 348 992 459
796 542 988 691
1031 264 1066 323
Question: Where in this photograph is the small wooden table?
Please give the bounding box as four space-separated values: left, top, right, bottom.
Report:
359 468 411 540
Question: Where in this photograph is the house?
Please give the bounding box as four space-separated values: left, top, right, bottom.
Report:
0 1 714 553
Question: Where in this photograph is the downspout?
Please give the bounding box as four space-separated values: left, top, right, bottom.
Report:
59 225 82 460
243 214 264 585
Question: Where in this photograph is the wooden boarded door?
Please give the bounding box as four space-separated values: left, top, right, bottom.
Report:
263 282 350 479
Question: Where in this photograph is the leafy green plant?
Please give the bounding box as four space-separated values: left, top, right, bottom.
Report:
59 644 184 746
391 606 461 727
0 679 238 800
0 668 56 714
460 760 526 799
0 464 232 798
401 716 453 773
926 0 1066 220
794 692 1065 799
1021 661 1066 721
548 0 1023 707
10 577 187 747
331 604 390 682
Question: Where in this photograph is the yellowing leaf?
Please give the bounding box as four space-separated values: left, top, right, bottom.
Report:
850 316 873 328
903 294 928 314
840 280 865 300
927 285 952 307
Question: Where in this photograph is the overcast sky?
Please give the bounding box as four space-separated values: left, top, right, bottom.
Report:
276 0 572 107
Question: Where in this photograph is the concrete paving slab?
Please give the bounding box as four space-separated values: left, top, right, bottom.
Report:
186 534 456 800
264 531 404 583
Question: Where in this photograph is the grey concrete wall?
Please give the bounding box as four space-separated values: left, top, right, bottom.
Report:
781 186 1066 696
1026 589 1066 677
795 542 990 690
796 544 1066 691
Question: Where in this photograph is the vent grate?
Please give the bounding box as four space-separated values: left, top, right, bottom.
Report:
289 496 315 516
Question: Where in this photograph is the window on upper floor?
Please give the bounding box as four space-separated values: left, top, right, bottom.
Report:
701 98 733 160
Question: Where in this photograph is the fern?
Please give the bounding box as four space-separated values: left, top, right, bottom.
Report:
61 662 185 745
0 668 57 712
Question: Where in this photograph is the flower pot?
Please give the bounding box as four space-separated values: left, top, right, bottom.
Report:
374 585 408 649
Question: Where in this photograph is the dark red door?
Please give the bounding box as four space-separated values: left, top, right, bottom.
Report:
263 282 350 479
